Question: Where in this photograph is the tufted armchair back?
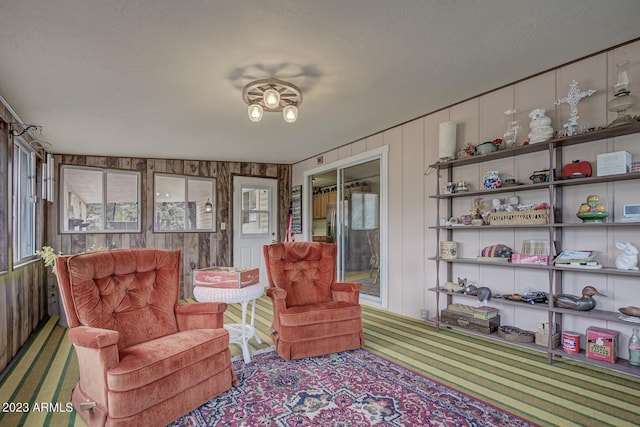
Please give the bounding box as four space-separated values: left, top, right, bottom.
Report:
56 248 181 350
263 242 337 307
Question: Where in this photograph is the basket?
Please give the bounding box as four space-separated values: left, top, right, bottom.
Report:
488 209 550 225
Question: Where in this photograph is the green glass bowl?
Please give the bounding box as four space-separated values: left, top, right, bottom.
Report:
576 211 609 223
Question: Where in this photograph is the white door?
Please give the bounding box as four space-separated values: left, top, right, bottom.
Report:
233 176 278 285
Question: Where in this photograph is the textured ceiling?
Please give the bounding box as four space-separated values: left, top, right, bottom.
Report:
1 1 640 164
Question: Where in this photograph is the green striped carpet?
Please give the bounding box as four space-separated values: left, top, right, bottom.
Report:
1 297 639 426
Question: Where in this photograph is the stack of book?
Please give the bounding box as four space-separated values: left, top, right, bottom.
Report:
473 306 498 320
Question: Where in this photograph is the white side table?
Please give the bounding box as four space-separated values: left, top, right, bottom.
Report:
193 283 265 363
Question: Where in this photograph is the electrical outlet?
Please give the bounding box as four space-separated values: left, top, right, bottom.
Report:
420 309 429 321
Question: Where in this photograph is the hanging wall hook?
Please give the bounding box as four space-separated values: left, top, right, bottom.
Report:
9 122 42 137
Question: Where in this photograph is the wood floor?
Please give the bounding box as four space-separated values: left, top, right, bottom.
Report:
1 296 639 426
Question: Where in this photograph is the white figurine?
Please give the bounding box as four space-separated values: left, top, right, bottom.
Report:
527 109 554 143
442 281 465 292
615 241 639 270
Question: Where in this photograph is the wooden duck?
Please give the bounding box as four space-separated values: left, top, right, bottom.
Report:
553 286 606 311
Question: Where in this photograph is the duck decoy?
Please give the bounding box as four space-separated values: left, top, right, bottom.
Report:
553 286 606 311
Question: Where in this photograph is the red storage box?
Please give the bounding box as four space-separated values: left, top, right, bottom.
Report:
194 266 259 288
586 326 619 363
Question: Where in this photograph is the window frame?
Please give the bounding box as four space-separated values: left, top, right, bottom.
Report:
12 137 36 264
153 173 216 233
239 184 272 238
0 121 7 272
59 165 142 234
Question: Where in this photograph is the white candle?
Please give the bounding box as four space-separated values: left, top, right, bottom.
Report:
439 121 457 161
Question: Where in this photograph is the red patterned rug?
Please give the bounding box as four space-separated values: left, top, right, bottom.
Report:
171 349 537 426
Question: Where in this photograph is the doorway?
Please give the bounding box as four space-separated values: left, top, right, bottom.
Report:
338 160 381 297
232 176 278 285
306 147 387 305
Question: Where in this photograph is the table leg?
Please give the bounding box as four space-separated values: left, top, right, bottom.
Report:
249 297 262 344
240 300 251 363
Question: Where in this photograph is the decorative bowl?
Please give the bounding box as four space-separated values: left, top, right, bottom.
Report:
619 306 640 317
475 141 498 155
529 169 550 183
576 211 608 223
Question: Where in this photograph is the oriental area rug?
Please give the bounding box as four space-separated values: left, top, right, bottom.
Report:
171 349 537 427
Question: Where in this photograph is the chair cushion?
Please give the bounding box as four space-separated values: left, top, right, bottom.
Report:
65 249 181 349
279 301 361 327
107 329 229 392
281 243 324 261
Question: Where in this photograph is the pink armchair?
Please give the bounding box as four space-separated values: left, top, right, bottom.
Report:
263 242 365 360
55 248 237 427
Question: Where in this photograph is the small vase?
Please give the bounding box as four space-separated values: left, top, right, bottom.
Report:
630 328 640 367
483 171 502 189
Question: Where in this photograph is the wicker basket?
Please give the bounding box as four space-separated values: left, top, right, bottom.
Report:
488 209 550 225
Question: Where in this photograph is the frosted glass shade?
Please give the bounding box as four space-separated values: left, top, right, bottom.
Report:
248 104 263 122
263 88 280 109
283 105 298 123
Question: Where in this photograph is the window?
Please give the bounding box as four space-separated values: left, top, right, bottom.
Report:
0 122 7 271
154 174 216 232
13 138 36 262
240 186 271 236
61 166 141 233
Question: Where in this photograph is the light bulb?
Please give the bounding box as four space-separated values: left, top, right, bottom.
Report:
248 104 263 122
283 105 298 123
263 88 280 109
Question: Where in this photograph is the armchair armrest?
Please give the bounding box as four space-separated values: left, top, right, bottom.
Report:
68 326 119 349
331 282 362 304
265 288 288 335
266 288 287 306
175 301 228 330
67 326 120 409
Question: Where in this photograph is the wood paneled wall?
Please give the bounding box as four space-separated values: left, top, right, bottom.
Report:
0 262 47 372
47 154 291 306
0 110 49 373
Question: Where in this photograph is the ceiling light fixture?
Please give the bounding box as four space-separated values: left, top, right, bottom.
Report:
242 78 302 123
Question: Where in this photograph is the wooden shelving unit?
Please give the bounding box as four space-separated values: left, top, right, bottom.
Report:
429 121 640 377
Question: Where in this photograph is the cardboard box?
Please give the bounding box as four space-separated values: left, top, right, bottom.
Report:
535 332 560 348
194 266 259 288
586 326 619 363
473 306 498 320
597 151 632 176
441 309 500 334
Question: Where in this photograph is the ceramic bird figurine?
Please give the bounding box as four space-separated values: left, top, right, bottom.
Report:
553 286 606 311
